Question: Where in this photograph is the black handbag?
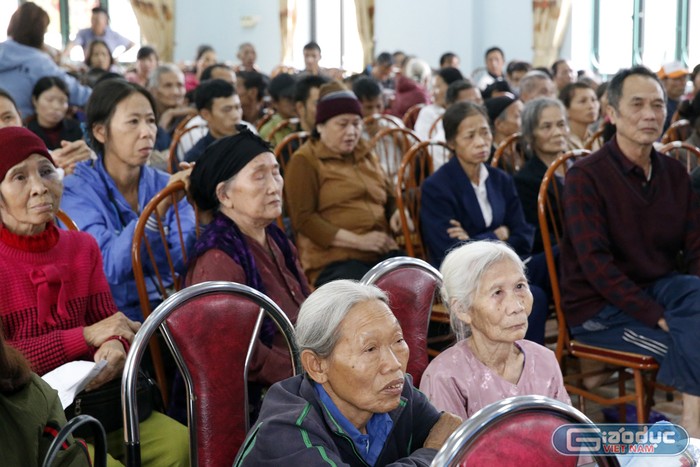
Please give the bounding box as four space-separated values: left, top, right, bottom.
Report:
64 373 157 438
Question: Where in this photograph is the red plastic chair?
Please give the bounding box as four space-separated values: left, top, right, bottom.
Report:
122 281 300 467
431 395 619 467
361 257 442 387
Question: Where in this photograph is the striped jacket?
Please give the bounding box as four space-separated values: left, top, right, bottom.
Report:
235 374 441 466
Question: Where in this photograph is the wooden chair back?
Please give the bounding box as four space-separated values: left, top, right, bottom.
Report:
396 140 450 259
168 124 208 173
402 103 425 130
583 126 605 151
368 127 422 188
131 181 198 402
658 141 700 173
538 149 660 423
491 132 525 174
56 209 79 231
660 119 692 144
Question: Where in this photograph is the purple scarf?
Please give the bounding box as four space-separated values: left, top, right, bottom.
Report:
189 212 309 344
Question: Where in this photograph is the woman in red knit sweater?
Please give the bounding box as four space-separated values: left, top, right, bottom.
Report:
0 127 188 465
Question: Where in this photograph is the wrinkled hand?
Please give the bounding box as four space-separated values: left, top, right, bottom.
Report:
447 219 469 241
389 209 414 233
156 166 193 218
360 231 398 254
159 106 197 130
423 412 464 450
85 340 126 391
51 140 93 175
494 225 510 241
83 312 140 348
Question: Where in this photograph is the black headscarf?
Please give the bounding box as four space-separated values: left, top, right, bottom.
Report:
189 127 274 211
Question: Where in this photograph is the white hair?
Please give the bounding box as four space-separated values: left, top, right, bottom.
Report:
147 63 184 90
403 58 432 86
295 280 389 359
440 240 525 341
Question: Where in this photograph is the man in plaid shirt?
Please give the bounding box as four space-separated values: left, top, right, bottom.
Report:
559 66 700 437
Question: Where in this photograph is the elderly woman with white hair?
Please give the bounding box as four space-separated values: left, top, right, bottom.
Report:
235 280 462 466
420 241 570 419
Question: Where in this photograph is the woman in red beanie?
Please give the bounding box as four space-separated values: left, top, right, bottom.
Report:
0 126 188 465
285 81 403 287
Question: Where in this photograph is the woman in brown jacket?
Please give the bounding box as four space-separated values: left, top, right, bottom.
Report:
285 82 402 286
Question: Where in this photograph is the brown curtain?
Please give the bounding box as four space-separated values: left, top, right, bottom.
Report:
354 0 374 69
130 0 175 62
532 0 571 68
279 0 297 65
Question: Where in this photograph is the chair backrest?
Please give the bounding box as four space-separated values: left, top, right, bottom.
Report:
273 130 309 175
132 180 198 401
361 257 441 387
168 124 208 173
431 395 619 467
122 281 300 467
537 149 590 362
265 117 300 144
658 141 700 173
368 126 422 189
402 103 425 130
491 132 525 174
427 114 444 140
55 209 79 231
43 414 107 467
660 119 692 145
363 113 405 139
255 109 275 131
583 126 605 151
396 140 449 259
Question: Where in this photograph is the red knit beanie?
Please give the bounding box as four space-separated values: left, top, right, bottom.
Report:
0 127 54 182
315 90 363 125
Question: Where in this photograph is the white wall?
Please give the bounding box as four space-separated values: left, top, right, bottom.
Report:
174 0 281 73
374 0 535 78
171 0 571 77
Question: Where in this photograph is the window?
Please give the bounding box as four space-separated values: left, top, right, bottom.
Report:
290 0 364 74
2 0 140 63
583 0 697 78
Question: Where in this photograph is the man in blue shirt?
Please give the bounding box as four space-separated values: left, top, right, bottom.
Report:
65 7 134 59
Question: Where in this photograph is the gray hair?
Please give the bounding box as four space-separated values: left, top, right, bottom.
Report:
295 280 389 359
519 70 553 99
147 63 184 90
403 58 432 85
440 240 525 341
521 97 567 147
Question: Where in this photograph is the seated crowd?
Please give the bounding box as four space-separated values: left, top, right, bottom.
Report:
2 1 700 465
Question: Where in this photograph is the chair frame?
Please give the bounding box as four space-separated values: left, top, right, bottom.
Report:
658 140 700 173
583 126 605 151
361 256 445 375
491 132 524 173
431 395 619 467
427 114 444 140
122 281 300 467
56 209 79 231
395 140 450 259
42 414 107 467
537 149 660 423
131 180 198 403
273 130 309 175
168 123 208 173
402 103 425 130
660 119 691 145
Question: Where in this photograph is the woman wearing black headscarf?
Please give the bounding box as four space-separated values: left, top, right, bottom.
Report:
187 128 310 385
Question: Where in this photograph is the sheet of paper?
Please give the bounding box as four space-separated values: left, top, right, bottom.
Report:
41 360 108 409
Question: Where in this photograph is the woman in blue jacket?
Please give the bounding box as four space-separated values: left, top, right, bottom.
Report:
420 101 549 344
61 79 195 321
